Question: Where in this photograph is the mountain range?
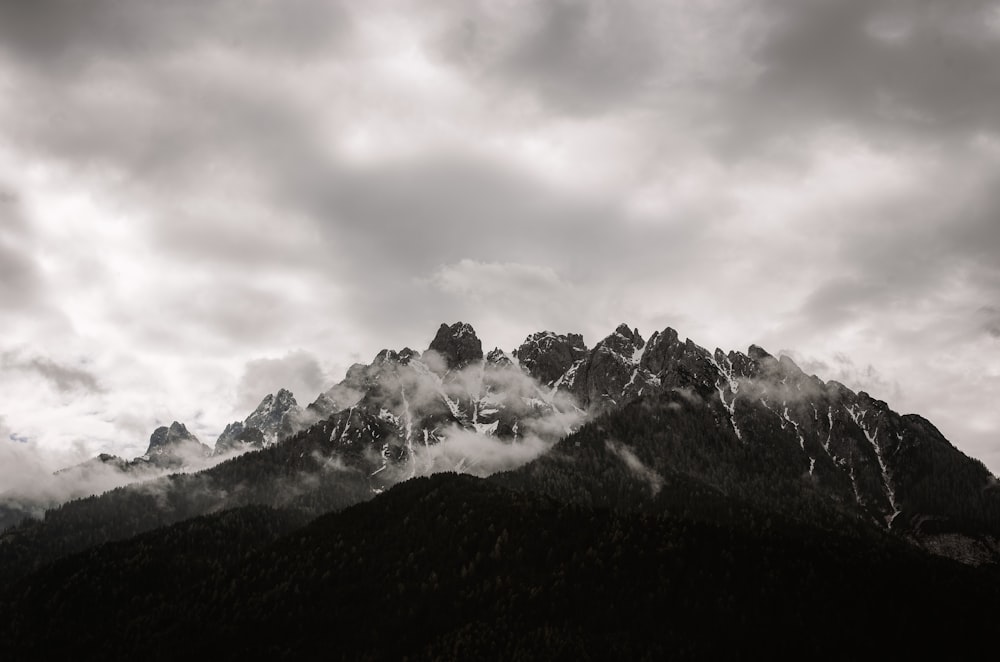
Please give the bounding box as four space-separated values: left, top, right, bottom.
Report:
1 321 998 658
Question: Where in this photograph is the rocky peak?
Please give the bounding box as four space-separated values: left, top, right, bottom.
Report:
720 349 755 379
748 344 773 362
374 347 422 367
398 347 419 364
616 323 641 341
427 322 483 372
485 347 514 369
568 324 658 411
373 349 397 366
636 328 678 371
144 421 210 466
209 388 307 455
249 389 296 419
596 324 645 361
146 421 199 454
514 331 588 386
245 389 301 442
635 327 717 397
274 388 295 406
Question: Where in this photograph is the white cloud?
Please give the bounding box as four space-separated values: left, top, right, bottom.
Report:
236 351 328 412
429 259 565 299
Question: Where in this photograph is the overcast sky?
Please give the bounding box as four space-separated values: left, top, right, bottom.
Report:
1 0 999 475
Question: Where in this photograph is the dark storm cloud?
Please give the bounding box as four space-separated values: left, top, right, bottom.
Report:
0 0 351 71
0 238 40 308
734 0 1000 146
435 0 761 117
3 52 324 197
305 153 692 269
433 0 1000 145
23 358 102 394
1 352 102 394
979 307 1000 339
289 151 709 337
153 213 328 271
114 275 316 352
448 0 663 115
794 163 1000 332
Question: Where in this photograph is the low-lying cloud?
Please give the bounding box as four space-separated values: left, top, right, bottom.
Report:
0 431 250 530
411 426 555 478
332 352 588 480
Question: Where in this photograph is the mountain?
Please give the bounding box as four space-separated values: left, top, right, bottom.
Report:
0 421 375 588
0 424 212 532
1 320 1000 657
512 330 589 392
53 421 211 476
0 320 580 582
302 322 581 481
303 321 1000 563
427 321 484 371
215 388 307 454
141 421 212 468
0 391 312 535
1 320 999 587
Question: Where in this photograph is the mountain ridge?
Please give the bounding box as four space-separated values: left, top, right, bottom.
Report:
2 320 998 577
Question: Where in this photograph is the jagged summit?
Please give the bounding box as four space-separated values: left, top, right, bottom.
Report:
374 348 420 366
143 421 211 468
29 319 1000 575
514 331 588 387
146 421 198 454
216 388 306 454
246 389 301 440
615 323 643 342
485 348 514 368
598 323 645 359
571 329 647 409
426 322 483 372
127 321 1000 559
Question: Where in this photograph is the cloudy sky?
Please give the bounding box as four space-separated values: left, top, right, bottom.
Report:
1 0 999 474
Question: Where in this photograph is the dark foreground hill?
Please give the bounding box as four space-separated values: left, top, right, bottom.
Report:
1 472 998 661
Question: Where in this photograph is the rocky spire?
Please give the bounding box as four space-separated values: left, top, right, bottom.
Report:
426 322 483 372
144 421 211 467
146 421 200 455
